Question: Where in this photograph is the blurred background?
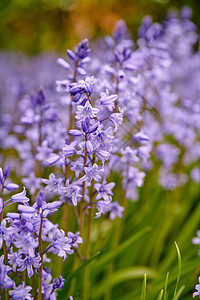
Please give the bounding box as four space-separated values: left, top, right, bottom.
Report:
0 0 199 55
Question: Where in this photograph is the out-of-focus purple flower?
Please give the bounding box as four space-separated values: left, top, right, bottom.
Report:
57 57 70 70
113 20 127 42
31 90 45 107
192 230 200 256
193 276 200 298
109 201 124 220
191 167 200 183
134 131 149 143
22 172 41 195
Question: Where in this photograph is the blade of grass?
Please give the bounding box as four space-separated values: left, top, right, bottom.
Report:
175 285 185 300
140 273 147 300
172 241 181 300
163 272 169 300
157 289 164 300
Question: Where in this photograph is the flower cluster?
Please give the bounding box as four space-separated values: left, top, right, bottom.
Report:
0 7 199 299
0 166 82 298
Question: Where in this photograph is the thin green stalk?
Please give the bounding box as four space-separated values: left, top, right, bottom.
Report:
83 176 95 300
140 273 147 300
172 241 181 300
157 289 164 300
163 272 169 300
104 164 129 300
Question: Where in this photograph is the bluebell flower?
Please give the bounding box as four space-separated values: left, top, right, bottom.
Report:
100 92 118 111
70 159 84 178
65 180 82 206
69 77 96 96
47 154 61 166
8 247 19 272
67 231 83 248
9 281 33 300
49 229 74 261
0 219 16 249
62 142 77 157
82 164 104 182
11 187 29 204
3 165 11 179
14 232 39 257
109 201 124 220
76 39 90 60
53 275 65 290
92 125 114 150
42 173 64 195
113 20 127 42
0 255 14 289
16 253 41 278
76 101 99 122
4 183 19 191
94 179 115 201
0 167 3 184
95 199 111 218
121 147 139 164
57 57 70 70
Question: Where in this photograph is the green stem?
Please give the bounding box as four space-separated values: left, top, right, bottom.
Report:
82 153 96 299
104 164 129 300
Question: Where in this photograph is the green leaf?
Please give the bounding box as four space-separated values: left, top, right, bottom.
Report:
172 241 181 300
64 251 100 285
92 266 157 298
140 273 147 300
91 226 151 274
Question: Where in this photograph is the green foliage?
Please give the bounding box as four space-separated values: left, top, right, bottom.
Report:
54 171 199 299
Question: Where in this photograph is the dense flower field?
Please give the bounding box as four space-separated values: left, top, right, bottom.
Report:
0 7 200 300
